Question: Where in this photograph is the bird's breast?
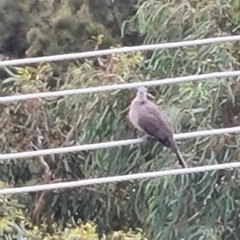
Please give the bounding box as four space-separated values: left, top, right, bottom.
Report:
129 102 142 130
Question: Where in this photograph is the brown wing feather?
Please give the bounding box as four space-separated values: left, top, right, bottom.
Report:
138 102 174 149
137 101 188 168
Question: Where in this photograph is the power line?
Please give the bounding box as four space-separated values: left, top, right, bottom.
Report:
0 126 239 161
1 160 240 195
1 36 240 195
0 35 240 68
1 70 240 103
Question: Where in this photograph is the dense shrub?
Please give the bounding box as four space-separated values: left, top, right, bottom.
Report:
1 0 240 239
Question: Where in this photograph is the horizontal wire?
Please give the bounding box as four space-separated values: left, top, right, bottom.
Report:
0 35 240 68
1 160 240 195
1 36 240 194
1 70 240 103
0 126 240 161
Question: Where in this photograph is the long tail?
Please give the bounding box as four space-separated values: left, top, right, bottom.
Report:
171 144 188 168
155 136 188 168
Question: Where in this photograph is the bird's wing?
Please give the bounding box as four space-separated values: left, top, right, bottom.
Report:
138 102 174 148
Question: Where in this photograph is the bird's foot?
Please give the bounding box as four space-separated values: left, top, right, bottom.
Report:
138 134 151 145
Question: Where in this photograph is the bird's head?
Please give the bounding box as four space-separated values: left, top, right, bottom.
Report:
137 86 147 98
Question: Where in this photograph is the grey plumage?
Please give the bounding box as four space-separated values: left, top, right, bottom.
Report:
128 86 188 168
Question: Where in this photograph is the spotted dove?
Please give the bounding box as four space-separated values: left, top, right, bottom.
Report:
128 86 188 168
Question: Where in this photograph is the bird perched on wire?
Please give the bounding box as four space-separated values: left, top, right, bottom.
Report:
128 86 188 168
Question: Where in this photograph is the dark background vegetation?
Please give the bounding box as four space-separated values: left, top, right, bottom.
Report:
1 0 240 239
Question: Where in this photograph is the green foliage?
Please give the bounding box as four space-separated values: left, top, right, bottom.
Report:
0 0 138 58
2 0 240 239
0 194 147 240
122 0 240 238
0 0 30 57
1 49 149 234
